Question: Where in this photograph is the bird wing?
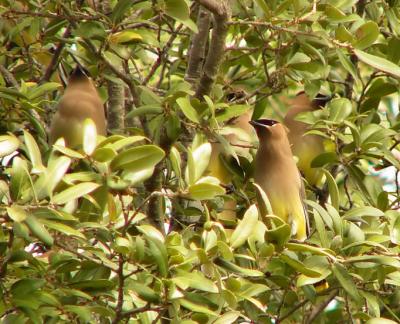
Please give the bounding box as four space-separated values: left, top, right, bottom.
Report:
299 171 310 237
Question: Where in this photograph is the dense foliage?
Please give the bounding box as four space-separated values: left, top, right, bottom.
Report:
1 0 400 323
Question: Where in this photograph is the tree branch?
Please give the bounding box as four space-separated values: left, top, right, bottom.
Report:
185 6 211 85
194 0 231 99
307 289 338 323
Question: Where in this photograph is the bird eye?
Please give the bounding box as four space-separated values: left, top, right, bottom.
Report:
257 119 278 126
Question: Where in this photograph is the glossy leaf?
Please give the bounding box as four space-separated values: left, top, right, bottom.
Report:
355 49 400 78
230 204 258 249
0 134 19 158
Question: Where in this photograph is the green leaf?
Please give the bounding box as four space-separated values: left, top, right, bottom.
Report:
27 82 61 100
215 258 264 277
307 201 329 248
343 206 385 221
311 152 338 168
360 291 380 317
125 105 163 119
287 52 311 65
297 256 331 287
365 78 398 98
128 282 160 303
173 270 218 293
10 157 30 201
215 105 250 123
111 0 132 23
108 136 147 151
164 0 190 21
69 279 115 290
40 219 85 239
11 278 45 298
92 147 117 162
52 144 84 159
328 98 352 122
332 263 362 303
254 0 270 17
33 156 71 200
344 255 400 268
7 205 28 222
146 236 168 277
136 225 165 242
110 145 165 173
179 298 217 316
212 311 241 324
187 142 212 183
353 21 380 50
109 29 143 44
337 49 358 81
188 180 225 200
280 252 322 277
25 215 54 246
322 169 340 210
169 146 182 186
176 97 200 123
335 25 354 42
52 182 100 205
286 242 336 259
230 204 259 249
253 183 273 217
0 134 19 158
23 130 45 173
83 118 97 155
366 318 398 324
64 305 92 322
354 49 400 78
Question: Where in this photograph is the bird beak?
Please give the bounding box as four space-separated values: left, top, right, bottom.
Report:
249 119 279 129
249 120 263 128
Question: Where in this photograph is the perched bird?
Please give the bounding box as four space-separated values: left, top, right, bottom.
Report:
49 66 106 147
283 92 330 186
207 110 255 222
250 119 309 241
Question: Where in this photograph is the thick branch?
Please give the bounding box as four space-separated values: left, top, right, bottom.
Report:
194 0 230 99
144 163 166 234
185 6 211 85
107 79 125 132
194 0 225 15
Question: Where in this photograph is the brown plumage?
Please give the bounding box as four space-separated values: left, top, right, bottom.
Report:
207 110 254 222
283 92 330 186
49 66 106 147
250 119 309 241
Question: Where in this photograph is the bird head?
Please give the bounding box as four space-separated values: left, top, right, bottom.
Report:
69 65 91 82
312 93 332 108
249 119 287 141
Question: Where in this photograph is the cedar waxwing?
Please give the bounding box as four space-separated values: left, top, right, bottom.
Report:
49 66 106 147
250 119 309 241
283 93 330 186
207 110 255 222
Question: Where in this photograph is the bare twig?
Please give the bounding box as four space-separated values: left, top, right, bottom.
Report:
142 24 183 85
112 254 126 324
307 289 338 323
277 298 309 322
41 26 72 83
0 64 19 88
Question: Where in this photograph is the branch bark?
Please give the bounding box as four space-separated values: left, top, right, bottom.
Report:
185 6 211 85
107 79 125 132
193 0 231 99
